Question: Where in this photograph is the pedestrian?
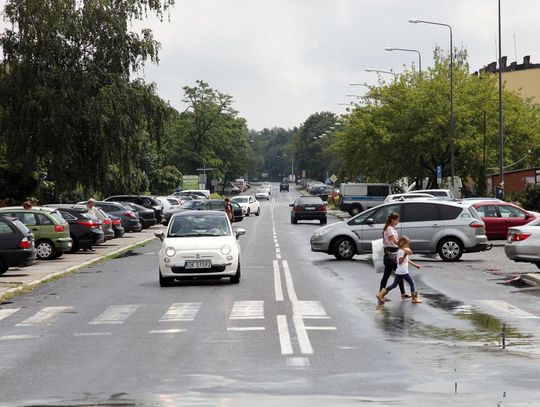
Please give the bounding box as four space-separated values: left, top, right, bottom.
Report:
224 197 233 222
22 201 33 210
86 198 96 215
379 212 409 301
377 236 422 305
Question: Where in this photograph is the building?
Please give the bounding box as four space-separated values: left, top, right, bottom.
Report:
487 167 540 195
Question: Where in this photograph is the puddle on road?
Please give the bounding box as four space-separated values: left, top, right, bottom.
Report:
379 293 537 355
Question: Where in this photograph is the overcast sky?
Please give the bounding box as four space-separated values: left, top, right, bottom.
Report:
2 1 540 130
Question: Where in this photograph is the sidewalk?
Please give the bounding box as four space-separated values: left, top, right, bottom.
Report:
0 225 163 301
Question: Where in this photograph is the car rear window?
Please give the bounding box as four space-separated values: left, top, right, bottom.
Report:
0 219 14 234
49 211 68 225
12 219 30 234
296 197 323 205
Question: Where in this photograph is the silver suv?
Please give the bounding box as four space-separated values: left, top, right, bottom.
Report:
310 199 489 261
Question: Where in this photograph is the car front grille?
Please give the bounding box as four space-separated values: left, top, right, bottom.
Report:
171 265 227 274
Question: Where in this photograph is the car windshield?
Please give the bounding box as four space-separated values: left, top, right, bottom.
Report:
181 200 201 209
168 214 231 237
256 189 267 193
233 197 249 203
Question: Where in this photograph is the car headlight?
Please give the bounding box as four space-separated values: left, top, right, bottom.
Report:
165 247 176 257
314 227 331 237
220 245 232 255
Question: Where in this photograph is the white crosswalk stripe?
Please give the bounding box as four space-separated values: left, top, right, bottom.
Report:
88 305 139 325
230 301 264 319
0 308 20 322
16 306 74 327
159 303 201 322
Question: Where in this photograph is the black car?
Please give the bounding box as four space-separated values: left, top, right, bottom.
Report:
52 206 105 252
163 200 204 226
108 214 125 238
280 180 290 192
104 195 164 223
290 196 327 225
81 201 142 233
123 202 157 229
201 199 243 223
92 207 115 241
0 216 37 275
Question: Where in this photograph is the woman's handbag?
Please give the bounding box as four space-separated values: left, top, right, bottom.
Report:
371 238 384 272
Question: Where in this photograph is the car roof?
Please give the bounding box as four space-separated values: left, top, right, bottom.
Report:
172 210 226 218
0 206 57 213
384 198 467 208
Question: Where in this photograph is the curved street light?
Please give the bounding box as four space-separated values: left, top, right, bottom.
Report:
409 18 455 189
385 47 422 73
365 68 398 77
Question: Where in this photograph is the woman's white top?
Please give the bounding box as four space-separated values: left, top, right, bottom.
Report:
383 226 398 248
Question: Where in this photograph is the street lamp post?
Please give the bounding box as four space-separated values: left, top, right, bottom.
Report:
409 19 455 190
385 47 422 74
498 0 504 199
365 68 399 77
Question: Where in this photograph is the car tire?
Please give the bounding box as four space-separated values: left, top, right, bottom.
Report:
230 262 241 284
349 205 363 216
36 239 56 260
0 258 7 276
332 237 356 260
246 208 250 216
256 208 260 216
159 268 174 287
51 250 63 259
437 237 464 262
291 216 297 224
320 218 327 225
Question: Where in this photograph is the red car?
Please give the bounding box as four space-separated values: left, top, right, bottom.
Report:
472 201 536 239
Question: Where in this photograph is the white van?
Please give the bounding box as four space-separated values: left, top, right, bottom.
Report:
339 183 394 216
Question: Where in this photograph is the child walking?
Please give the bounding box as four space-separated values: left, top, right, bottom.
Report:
376 236 422 305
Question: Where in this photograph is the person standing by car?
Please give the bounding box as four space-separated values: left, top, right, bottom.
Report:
22 201 33 210
224 198 233 222
377 236 422 304
86 198 96 215
379 213 409 301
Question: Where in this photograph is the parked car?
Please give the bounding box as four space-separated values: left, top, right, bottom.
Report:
470 201 536 239
231 196 261 216
163 200 204 226
174 189 211 199
123 203 157 229
0 207 72 260
155 211 245 286
310 185 335 201
0 216 37 275
384 192 435 203
290 197 327 225
255 189 270 200
310 199 490 261
108 214 125 238
49 206 105 252
280 180 290 192
407 189 456 199
505 218 540 269
79 201 142 233
104 195 164 224
200 199 243 223
93 207 115 241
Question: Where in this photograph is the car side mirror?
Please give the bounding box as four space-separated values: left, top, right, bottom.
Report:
234 228 246 239
154 231 165 241
289 203 294 207
366 218 374 224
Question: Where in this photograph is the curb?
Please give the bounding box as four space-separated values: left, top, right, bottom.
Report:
0 236 157 301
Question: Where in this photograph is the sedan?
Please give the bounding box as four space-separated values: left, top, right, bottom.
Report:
155 211 245 286
472 201 536 239
231 196 261 216
0 216 37 275
255 189 270 200
505 218 540 269
290 196 327 225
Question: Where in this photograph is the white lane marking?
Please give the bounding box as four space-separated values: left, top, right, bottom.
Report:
0 334 41 340
230 301 264 319
294 301 330 319
276 253 282 259
273 260 284 301
16 306 74 327
282 260 298 302
149 329 187 334
305 326 337 331
286 357 310 367
160 303 201 322
0 309 20 321
293 315 314 355
227 327 265 331
88 305 139 325
276 248 281 254
477 300 540 320
74 332 112 337
277 315 293 355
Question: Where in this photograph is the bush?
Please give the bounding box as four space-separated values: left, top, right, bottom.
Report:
520 184 540 211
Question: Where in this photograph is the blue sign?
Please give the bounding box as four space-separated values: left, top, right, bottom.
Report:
436 165 442 178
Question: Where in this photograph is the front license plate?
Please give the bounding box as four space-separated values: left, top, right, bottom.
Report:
185 260 212 269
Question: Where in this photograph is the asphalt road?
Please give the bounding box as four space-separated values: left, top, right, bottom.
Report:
1 185 540 406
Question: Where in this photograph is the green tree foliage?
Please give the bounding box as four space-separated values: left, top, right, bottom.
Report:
332 48 540 188
249 127 295 181
0 0 174 202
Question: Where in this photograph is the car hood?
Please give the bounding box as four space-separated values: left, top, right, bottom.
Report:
162 235 235 250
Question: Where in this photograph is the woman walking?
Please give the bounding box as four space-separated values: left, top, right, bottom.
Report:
377 236 422 304
379 213 409 301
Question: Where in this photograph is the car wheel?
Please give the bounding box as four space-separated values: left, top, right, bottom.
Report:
333 237 356 260
230 262 241 284
51 250 63 259
0 258 7 276
256 208 260 216
246 208 250 216
349 205 362 216
159 268 174 287
437 237 464 262
36 239 56 260
320 218 327 225
291 215 297 224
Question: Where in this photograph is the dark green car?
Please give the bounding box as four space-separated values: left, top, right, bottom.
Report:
0 207 72 259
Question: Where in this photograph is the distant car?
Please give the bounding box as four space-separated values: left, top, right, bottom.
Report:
505 218 540 269
163 200 204 226
200 199 243 223
108 214 125 238
51 206 105 252
255 189 270 200
384 192 436 203
0 216 37 275
231 196 261 216
0 207 72 260
155 211 245 286
407 189 455 199
280 181 289 192
104 195 164 224
79 201 142 233
123 202 157 229
471 201 536 239
290 196 327 225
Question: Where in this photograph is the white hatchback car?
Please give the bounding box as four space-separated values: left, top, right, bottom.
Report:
255 189 270 200
155 211 245 286
231 195 261 216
